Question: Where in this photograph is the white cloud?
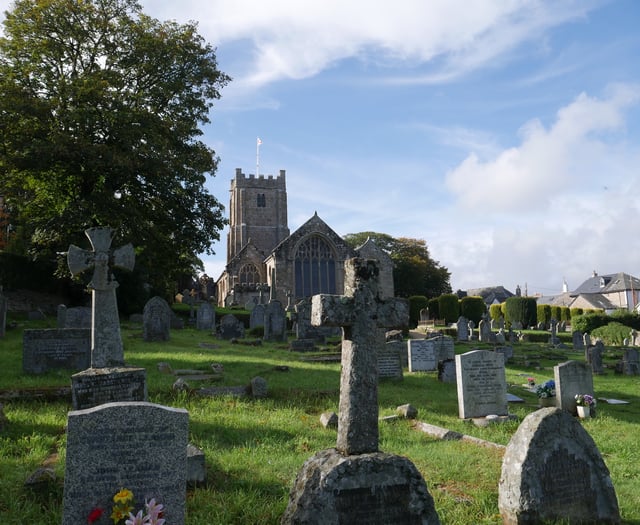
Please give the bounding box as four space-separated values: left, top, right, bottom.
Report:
445 84 640 213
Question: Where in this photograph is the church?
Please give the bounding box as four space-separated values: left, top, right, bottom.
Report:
215 168 393 307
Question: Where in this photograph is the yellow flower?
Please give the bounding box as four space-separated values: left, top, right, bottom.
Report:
113 488 134 504
110 506 129 523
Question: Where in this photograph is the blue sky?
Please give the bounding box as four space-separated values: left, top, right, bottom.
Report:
2 0 640 295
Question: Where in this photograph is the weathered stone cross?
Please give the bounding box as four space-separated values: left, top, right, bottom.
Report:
67 227 135 368
311 257 408 455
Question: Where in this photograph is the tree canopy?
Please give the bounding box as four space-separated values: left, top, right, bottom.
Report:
0 0 230 293
343 232 451 298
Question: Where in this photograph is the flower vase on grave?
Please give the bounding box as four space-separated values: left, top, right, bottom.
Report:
539 396 556 408
577 405 591 419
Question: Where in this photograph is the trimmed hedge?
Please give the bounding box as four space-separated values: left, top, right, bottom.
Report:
460 296 486 324
438 294 460 324
505 297 537 328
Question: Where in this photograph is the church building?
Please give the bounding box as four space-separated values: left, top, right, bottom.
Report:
215 168 393 307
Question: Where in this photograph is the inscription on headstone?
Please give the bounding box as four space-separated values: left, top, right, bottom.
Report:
456 350 508 419
71 367 147 410
23 329 90 374
499 408 620 524
378 344 403 379
62 402 188 525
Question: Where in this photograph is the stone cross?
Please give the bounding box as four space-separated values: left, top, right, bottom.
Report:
311 258 408 455
67 227 134 368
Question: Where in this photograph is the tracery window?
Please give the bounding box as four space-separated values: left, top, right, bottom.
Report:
239 263 260 284
294 235 336 298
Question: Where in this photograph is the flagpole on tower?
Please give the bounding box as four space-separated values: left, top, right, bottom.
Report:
256 137 262 177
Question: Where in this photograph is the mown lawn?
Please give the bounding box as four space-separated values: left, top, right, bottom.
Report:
1 315 639 524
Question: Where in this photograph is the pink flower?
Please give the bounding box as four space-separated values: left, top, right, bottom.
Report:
125 510 146 525
145 498 165 524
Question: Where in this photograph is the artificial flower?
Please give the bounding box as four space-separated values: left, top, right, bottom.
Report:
88 507 104 524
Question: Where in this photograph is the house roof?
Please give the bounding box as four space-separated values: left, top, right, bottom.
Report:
536 292 573 307
570 293 616 311
572 272 640 295
466 286 514 304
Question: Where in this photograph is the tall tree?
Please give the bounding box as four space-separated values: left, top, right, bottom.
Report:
0 0 230 293
343 232 451 298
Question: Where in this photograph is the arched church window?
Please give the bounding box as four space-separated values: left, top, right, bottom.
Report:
294 235 336 298
239 263 260 284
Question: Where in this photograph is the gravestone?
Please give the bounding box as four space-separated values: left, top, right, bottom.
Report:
250 303 266 330
554 361 594 415
219 314 244 339
386 340 407 368
456 316 469 341
623 348 639 375
467 319 475 340
499 408 620 524
590 340 605 374
143 296 172 342
196 302 215 331
572 330 584 350
479 318 492 342
630 328 639 346
282 258 440 524
377 343 403 379
438 359 456 383
494 346 513 363
583 332 591 348
456 350 508 419
62 401 188 525
407 336 455 373
0 286 8 338
57 305 92 329
23 329 90 374
67 227 134 367
67 227 146 410
264 300 287 341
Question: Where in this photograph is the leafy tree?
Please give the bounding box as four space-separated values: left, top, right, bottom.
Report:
0 0 230 294
343 232 451 298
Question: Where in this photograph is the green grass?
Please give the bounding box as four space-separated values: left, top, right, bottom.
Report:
1 317 639 524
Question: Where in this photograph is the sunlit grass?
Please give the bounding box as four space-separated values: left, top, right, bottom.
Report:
0 319 639 524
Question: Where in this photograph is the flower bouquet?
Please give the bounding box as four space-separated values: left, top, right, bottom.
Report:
536 380 556 407
88 488 165 525
575 393 596 418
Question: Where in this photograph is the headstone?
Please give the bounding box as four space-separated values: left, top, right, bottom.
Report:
22 329 90 374
386 340 407 368
264 300 287 341
630 329 639 346
62 402 188 525
143 296 172 342
623 348 639 375
456 350 508 419
293 298 336 341
494 346 513 363
549 318 559 345
554 361 594 415
0 286 7 338
479 319 492 342
583 333 591 348
495 329 506 345
467 319 475 340
408 339 437 372
57 305 92 329
249 303 265 329
572 330 584 350
456 316 469 342
438 358 456 383
377 343 403 379
499 408 620 524
196 302 215 331
67 227 145 410
282 258 440 524
591 340 605 374
219 314 244 340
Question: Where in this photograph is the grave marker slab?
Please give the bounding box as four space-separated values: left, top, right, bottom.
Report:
456 350 508 419
408 339 437 372
196 302 215 331
219 314 244 339
62 402 188 525
249 303 265 330
499 407 620 524
22 328 90 374
377 343 403 379
57 305 92 329
264 300 286 341
554 361 594 415
71 367 147 410
143 296 172 342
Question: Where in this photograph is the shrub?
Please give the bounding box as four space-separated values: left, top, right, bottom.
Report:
427 297 440 320
409 296 429 328
438 294 460 324
591 322 631 346
571 312 609 333
560 306 571 322
570 307 583 318
460 296 485 324
550 306 562 321
537 304 551 327
504 297 537 328
489 303 503 321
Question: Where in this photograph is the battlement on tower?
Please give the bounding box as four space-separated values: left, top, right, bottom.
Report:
233 168 286 189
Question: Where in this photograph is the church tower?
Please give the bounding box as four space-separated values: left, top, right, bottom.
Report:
227 168 289 261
